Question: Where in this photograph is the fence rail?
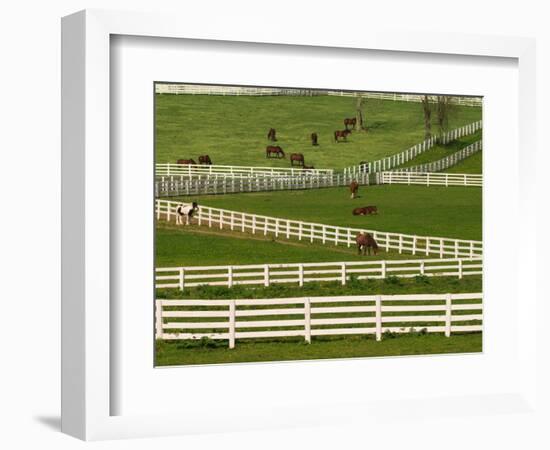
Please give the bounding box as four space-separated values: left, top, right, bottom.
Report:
156 257 482 290
155 84 482 107
380 172 482 187
343 120 482 176
156 199 483 258
395 140 482 173
155 171 369 197
155 293 483 347
156 163 334 178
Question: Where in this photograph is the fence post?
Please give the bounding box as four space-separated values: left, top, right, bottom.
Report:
398 235 403 254
179 268 185 290
322 226 327 244
155 299 163 339
420 260 425 275
304 298 311 344
219 210 224 230
275 219 279 238
341 263 347 285
347 229 352 248
229 301 236 349
412 236 417 255
227 266 233 288
264 264 270 287
426 238 430 256
230 212 235 230
375 295 382 341
445 293 452 337
298 264 304 287
286 220 290 239
458 259 463 279
381 260 387 279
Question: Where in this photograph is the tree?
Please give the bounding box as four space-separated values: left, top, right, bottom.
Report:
436 95 452 136
354 95 367 132
421 95 432 139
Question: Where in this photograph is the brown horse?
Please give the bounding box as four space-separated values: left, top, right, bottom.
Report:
198 155 212 165
267 128 277 141
349 180 359 199
334 129 351 142
356 232 379 255
344 118 357 130
290 153 305 166
352 206 378 215
311 132 318 146
177 158 197 165
266 146 285 158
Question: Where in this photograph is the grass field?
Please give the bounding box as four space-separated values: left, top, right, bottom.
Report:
169 184 482 241
443 151 483 174
155 94 482 169
395 130 482 170
155 332 482 366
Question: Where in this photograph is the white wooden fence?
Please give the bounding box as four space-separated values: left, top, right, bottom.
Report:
156 257 483 290
156 199 483 258
343 120 482 176
155 84 482 107
396 140 482 173
155 171 369 197
156 163 334 178
380 172 482 187
155 293 483 347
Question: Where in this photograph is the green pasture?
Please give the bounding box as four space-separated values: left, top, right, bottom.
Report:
443 151 483 174
395 130 482 170
155 94 482 169
169 184 482 241
155 332 482 366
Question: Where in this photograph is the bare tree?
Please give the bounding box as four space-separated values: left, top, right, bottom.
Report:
354 95 367 132
436 95 452 136
421 95 432 139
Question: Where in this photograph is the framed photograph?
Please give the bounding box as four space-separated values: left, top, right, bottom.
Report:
62 9 539 442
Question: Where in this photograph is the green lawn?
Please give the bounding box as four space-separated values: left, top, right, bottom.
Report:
156 224 430 267
155 332 482 366
443 151 483 174
169 185 482 241
155 94 482 169
395 130 482 170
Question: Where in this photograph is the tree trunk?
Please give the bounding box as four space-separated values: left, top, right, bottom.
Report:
354 96 366 131
421 95 432 139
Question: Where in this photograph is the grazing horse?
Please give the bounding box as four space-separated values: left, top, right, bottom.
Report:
311 132 318 146
349 180 359 199
266 146 285 158
198 155 212 165
334 129 351 142
176 202 199 225
290 153 305 167
267 128 277 141
177 158 197 165
344 117 357 130
352 206 378 216
356 232 379 255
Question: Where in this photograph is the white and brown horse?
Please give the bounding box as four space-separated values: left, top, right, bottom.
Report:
176 202 199 225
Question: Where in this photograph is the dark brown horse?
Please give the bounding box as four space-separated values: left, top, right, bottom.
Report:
349 180 359 199
352 206 378 216
266 146 285 158
177 158 197 165
356 232 379 255
290 153 305 166
267 128 277 141
198 155 212 165
334 129 351 142
311 132 318 146
344 117 357 130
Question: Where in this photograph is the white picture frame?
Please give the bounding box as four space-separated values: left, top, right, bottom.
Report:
61 9 541 442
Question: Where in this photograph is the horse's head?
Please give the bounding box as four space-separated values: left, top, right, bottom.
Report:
192 202 198 209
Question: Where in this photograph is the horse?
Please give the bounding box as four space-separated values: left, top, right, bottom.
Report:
334 129 351 142
177 158 197 165
176 202 199 225
290 153 305 167
266 146 285 158
267 128 277 141
198 155 212 165
352 206 378 215
344 118 357 130
311 132 318 146
356 232 379 255
349 180 359 199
